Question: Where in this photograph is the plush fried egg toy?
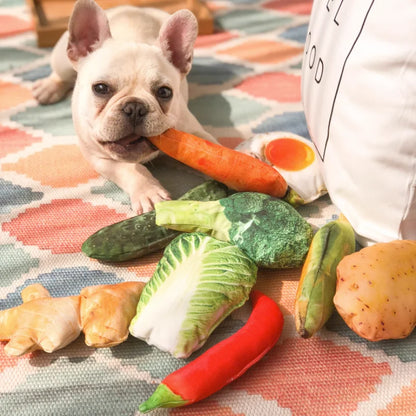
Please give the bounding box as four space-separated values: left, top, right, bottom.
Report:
236 132 326 204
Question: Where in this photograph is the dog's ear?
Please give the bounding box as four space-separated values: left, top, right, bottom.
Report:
158 10 198 75
67 0 112 68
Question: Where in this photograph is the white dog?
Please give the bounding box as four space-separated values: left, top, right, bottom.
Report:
33 0 216 214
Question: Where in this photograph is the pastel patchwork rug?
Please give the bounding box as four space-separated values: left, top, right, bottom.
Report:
1 0 415 415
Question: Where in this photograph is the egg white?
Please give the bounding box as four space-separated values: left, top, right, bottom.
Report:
236 131 327 203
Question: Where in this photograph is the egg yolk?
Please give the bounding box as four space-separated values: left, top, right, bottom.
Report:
265 138 315 171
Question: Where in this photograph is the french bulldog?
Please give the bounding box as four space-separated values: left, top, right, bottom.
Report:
33 0 216 214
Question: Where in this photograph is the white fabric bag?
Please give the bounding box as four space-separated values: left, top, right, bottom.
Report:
301 0 416 245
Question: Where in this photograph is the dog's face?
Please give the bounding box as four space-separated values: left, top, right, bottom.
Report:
67 1 198 163
73 41 182 162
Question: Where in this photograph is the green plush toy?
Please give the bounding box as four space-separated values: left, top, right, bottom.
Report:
155 192 313 268
129 232 257 358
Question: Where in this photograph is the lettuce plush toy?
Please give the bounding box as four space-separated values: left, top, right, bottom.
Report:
129 232 257 358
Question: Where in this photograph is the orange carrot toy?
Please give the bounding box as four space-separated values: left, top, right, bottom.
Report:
148 129 288 198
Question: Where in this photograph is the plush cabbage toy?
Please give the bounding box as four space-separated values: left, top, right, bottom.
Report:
129 232 257 358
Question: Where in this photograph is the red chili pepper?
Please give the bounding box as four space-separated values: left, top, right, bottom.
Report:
139 290 284 412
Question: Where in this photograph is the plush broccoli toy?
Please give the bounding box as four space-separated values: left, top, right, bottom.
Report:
155 192 313 268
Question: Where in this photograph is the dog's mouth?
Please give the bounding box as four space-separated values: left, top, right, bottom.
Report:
107 135 156 149
99 135 158 159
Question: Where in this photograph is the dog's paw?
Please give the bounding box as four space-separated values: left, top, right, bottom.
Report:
32 76 72 105
130 185 171 215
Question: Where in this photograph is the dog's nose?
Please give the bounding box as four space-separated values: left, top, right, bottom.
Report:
122 100 149 125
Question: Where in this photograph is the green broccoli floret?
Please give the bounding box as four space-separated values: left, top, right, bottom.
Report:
155 192 312 268
220 192 270 218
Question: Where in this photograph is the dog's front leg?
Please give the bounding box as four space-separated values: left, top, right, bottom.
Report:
93 157 171 214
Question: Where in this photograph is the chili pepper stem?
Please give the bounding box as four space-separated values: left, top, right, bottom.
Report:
139 383 188 413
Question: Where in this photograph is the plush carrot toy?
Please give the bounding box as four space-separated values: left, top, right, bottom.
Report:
148 129 288 198
139 290 284 412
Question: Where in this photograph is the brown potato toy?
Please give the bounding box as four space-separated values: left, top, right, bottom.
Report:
334 240 416 341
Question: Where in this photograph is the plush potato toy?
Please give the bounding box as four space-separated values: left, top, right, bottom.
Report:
334 240 416 341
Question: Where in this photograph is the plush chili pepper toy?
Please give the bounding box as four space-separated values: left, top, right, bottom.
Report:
139 290 284 412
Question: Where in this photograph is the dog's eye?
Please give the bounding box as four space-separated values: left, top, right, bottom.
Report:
93 83 111 96
157 86 172 100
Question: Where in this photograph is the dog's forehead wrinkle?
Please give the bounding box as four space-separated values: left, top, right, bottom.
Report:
89 40 175 72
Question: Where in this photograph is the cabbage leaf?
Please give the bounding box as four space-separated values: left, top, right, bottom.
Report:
129 232 257 358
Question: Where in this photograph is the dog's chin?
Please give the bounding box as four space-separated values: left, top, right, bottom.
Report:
99 135 159 162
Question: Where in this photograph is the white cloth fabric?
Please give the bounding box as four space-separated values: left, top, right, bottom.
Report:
302 0 416 245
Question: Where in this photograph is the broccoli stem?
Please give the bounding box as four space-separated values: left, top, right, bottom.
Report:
155 200 232 242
